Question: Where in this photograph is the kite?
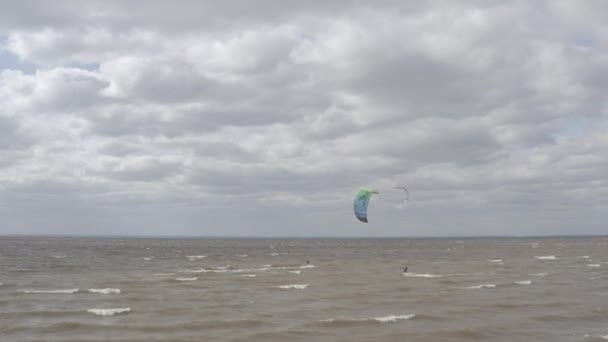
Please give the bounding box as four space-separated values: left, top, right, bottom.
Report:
394 186 409 201
354 187 379 223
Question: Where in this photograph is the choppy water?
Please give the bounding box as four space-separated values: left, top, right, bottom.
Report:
1 236 607 341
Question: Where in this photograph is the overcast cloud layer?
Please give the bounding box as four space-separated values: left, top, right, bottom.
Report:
0 1 607 237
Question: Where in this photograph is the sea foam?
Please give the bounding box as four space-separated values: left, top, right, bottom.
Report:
321 314 415 323
277 284 308 289
465 284 496 289
19 288 79 294
175 277 198 281
531 273 548 277
186 255 206 260
402 273 443 278
87 308 131 316
374 314 416 322
88 288 121 294
515 280 531 285
535 256 557 260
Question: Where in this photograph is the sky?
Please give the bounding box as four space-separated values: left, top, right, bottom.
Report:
0 1 607 237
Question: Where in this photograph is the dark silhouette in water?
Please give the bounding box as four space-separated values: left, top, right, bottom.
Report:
403 266 408 273
306 259 310 264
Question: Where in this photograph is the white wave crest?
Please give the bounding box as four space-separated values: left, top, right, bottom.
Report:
288 270 301 274
175 277 198 281
240 274 256 277
236 255 248 257
535 256 557 260
299 265 315 269
531 273 548 277
277 284 308 289
186 255 206 260
87 308 131 316
374 314 416 322
19 288 79 294
577 256 590 259
322 314 415 323
465 284 496 289
268 253 280 256
154 273 175 276
88 288 121 294
515 280 531 285
488 259 503 263
402 273 443 278
588 264 601 267
142 257 153 261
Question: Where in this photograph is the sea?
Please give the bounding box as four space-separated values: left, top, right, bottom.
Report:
1 236 607 341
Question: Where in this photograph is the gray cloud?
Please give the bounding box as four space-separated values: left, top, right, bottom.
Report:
0 1 607 236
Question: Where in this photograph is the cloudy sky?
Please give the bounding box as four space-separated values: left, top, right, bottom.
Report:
0 1 607 237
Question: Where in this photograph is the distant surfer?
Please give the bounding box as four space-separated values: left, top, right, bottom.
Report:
403 266 408 273
306 259 310 264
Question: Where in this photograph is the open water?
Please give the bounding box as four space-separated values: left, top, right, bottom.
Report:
1 236 607 341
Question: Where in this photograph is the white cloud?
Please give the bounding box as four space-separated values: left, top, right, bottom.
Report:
0 1 606 236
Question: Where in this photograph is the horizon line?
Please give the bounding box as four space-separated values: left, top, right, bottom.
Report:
1 233 607 239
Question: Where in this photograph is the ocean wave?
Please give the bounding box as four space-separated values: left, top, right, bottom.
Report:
175 277 198 281
87 308 131 316
154 273 175 276
186 255 206 260
320 314 415 325
143 257 154 261
300 265 315 269
374 314 416 322
240 274 256 277
402 273 443 278
535 255 557 260
277 284 308 289
515 280 531 285
531 273 548 277
18 288 79 294
588 264 601 267
577 256 590 259
465 284 496 289
488 259 503 263
268 253 280 256
88 288 121 294
180 267 271 273
288 270 301 274
236 254 248 257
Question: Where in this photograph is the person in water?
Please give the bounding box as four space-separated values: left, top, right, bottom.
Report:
403 266 408 273
306 259 310 264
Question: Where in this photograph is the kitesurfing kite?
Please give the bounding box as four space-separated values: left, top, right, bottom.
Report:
395 186 409 201
354 187 379 223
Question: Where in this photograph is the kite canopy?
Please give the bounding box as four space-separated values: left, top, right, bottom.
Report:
354 187 379 223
